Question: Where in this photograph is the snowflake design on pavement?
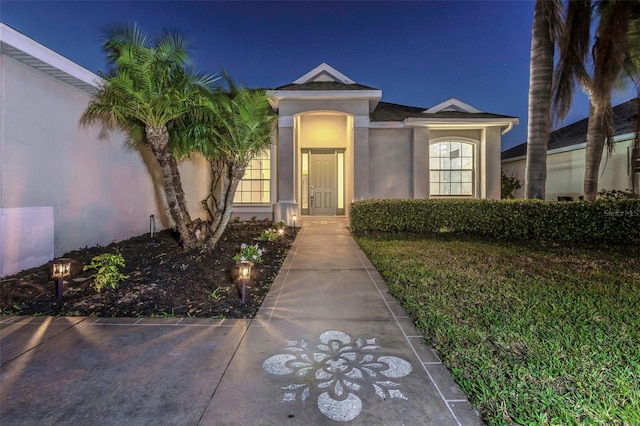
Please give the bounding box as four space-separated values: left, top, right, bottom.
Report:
262 330 412 422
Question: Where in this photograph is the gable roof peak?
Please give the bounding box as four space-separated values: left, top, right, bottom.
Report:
292 63 356 85
425 97 483 114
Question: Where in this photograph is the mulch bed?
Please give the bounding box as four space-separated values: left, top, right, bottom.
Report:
0 222 298 319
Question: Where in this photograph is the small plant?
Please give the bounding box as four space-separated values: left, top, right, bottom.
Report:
233 243 265 264
210 287 221 300
274 220 286 227
501 170 522 199
257 228 278 242
233 216 240 223
263 217 270 222
83 253 129 292
250 216 257 223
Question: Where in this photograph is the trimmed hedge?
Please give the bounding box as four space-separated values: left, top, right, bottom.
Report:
350 199 640 245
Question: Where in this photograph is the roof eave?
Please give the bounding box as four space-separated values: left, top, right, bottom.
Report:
268 89 383 112
0 23 102 95
405 117 519 130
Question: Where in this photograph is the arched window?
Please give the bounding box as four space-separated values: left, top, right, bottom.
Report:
429 141 474 196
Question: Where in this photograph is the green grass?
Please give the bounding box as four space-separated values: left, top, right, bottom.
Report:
355 233 640 426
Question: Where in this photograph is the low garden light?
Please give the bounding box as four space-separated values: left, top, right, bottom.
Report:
277 227 285 237
292 215 297 228
236 260 252 304
51 258 71 305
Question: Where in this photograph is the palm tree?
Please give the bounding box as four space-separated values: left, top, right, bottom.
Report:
525 0 563 199
553 0 640 200
81 24 218 248
197 85 276 248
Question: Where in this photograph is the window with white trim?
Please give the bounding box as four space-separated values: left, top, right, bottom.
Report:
233 151 270 204
429 141 474 196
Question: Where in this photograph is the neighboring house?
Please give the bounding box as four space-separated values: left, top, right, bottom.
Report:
0 24 209 276
239 63 518 223
501 98 639 200
1 24 519 276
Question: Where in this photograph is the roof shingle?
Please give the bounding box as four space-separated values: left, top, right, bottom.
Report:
502 98 639 160
370 101 517 122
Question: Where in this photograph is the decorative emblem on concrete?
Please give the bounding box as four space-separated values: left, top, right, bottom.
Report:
263 330 412 422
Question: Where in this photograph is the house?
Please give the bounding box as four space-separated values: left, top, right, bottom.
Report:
238 63 518 223
0 23 518 276
501 98 639 200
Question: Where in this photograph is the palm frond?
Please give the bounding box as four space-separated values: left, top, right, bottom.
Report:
552 0 592 121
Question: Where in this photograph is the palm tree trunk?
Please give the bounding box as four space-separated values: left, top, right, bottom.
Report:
208 162 245 248
145 125 196 248
525 0 556 199
583 104 606 201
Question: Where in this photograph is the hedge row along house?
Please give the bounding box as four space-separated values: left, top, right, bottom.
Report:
0 23 518 276
502 98 640 200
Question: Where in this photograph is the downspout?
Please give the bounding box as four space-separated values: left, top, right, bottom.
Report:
501 121 514 136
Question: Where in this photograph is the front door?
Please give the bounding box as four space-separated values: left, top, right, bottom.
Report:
310 153 336 216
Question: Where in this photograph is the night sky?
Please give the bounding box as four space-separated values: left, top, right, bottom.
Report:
2 0 636 150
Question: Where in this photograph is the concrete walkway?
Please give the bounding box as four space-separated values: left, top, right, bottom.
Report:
0 218 482 425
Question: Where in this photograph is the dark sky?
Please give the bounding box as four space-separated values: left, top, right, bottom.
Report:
2 0 636 150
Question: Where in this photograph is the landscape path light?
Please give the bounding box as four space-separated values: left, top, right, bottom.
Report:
292 214 297 228
51 258 71 305
236 260 252 304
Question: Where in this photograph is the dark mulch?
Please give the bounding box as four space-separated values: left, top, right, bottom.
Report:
0 222 298 318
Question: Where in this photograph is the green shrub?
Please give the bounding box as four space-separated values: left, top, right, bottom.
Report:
598 188 639 199
233 243 265 263
500 170 522 199
257 228 278 242
350 199 640 245
83 253 129 292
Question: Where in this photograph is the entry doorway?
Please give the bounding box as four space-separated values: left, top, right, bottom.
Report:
301 149 345 216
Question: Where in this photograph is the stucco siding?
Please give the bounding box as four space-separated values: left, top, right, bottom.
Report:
279 99 370 117
429 129 481 141
369 129 412 198
298 114 348 148
1 54 208 274
485 127 502 199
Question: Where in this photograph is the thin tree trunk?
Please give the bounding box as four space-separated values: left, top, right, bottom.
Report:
208 162 245 248
145 125 196 248
525 0 556 200
583 104 606 201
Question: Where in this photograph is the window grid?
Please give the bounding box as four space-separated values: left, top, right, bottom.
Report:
429 142 474 196
233 152 271 204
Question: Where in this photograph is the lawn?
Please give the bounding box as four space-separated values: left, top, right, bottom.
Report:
355 233 640 426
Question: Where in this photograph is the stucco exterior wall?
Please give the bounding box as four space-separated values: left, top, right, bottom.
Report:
298 114 348 148
484 127 503 199
501 138 636 200
1 54 208 275
278 99 370 117
369 129 412 198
